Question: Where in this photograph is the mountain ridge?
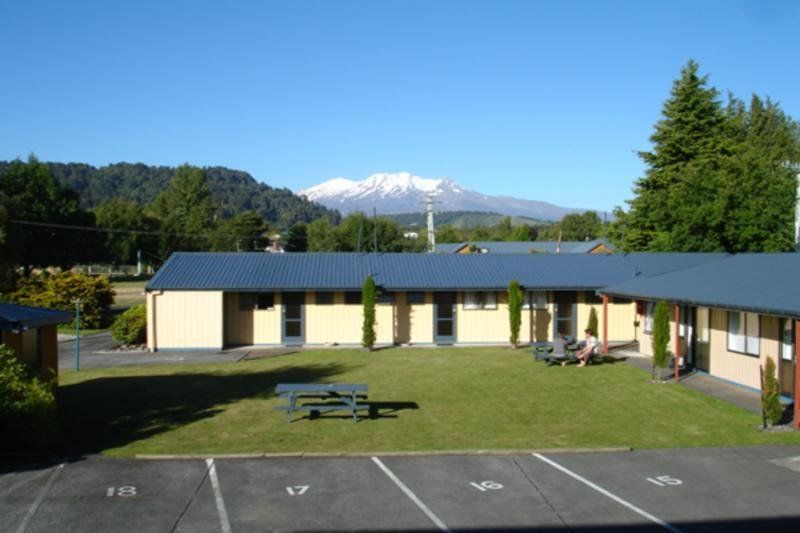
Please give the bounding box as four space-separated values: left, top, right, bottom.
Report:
299 172 586 221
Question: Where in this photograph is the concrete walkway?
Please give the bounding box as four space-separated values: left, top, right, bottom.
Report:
615 348 763 415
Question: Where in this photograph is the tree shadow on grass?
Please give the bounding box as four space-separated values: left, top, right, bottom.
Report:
55 362 349 457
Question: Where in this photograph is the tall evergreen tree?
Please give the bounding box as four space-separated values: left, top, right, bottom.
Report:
94 199 159 264
609 61 800 252
611 60 728 251
151 165 215 258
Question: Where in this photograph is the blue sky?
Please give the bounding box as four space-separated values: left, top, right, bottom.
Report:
1 0 798 212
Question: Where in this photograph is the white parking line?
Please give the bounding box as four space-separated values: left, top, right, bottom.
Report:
533 453 682 533
371 457 450 532
15 463 64 533
205 459 232 533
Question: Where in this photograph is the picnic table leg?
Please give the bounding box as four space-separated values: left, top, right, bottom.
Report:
351 391 358 422
287 392 295 423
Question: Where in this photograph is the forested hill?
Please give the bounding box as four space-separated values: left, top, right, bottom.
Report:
0 161 340 228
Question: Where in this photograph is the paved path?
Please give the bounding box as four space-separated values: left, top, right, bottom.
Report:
618 350 763 415
57 333 245 370
4 446 800 532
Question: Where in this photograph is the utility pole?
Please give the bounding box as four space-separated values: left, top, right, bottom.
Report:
425 194 436 253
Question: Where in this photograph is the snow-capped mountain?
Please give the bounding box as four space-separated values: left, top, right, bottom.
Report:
298 172 585 221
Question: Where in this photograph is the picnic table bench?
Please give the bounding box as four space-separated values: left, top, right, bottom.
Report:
274 383 369 422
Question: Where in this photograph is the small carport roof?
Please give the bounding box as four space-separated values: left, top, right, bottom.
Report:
0 302 72 331
600 253 800 318
146 252 727 292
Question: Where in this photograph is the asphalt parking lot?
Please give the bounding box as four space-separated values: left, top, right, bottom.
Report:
3 446 800 532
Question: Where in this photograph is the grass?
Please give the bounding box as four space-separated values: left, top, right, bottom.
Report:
111 280 147 309
56 347 800 457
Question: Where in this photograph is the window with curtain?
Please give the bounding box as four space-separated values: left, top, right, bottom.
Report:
463 291 497 310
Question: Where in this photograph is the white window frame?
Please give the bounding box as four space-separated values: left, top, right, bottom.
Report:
463 291 497 310
728 311 759 356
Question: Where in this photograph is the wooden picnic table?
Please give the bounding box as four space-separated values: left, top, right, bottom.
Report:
274 383 369 422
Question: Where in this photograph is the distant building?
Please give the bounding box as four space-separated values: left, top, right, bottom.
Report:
437 239 614 254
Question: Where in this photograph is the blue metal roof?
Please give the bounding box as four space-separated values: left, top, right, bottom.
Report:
601 253 800 318
0 302 73 331
147 252 726 292
436 240 614 254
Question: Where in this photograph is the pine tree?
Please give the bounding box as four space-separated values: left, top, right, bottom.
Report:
151 165 215 257
762 357 783 426
507 280 523 348
361 276 377 350
609 61 800 253
651 301 671 380
587 307 598 338
612 60 728 251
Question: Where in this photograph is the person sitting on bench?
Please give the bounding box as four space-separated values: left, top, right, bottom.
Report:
575 329 599 367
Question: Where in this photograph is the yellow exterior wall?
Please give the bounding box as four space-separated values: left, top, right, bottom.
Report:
708 310 780 390
224 292 282 345
577 294 637 342
149 291 224 350
305 292 360 345
396 292 434 344
456 291 509 343
637 305 786 391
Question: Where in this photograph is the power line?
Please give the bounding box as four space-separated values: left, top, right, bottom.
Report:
8 219 268 241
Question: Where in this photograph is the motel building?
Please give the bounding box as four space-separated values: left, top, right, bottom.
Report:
146 252 799 428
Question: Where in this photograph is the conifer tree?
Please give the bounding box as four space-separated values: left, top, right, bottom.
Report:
507 280 523 348
361 276 377 350
651 301 671 380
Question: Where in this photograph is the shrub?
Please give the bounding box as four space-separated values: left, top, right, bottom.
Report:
651 300 671 380
0 344 58 449
508 280 523 348
111 304 147 345
362 276 376 350
762 356 783 426
587 306 598 337
6 271 114 328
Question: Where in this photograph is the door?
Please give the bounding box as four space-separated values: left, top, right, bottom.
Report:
779 318 795 398
680 305 695 366
553 292 576 340
434 292 456 345
282 292 305 345
694 307 710 372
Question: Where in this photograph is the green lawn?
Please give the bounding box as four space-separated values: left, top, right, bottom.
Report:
57 347 800 457
111 280 147 309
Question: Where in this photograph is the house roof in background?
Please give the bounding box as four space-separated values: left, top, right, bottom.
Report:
0 302 72 331
146 252 727 292
601 253 800 318
435 240 613 254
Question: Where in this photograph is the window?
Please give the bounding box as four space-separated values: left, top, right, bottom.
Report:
406 292 425 304
728 311 759 356
239 292 275 310
256 293 275 310
523 291 547 310
344 291 362 305
463 291 497 310
377 292 395 304
315 292 334 305
643 302 655 334
781 319 795 361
